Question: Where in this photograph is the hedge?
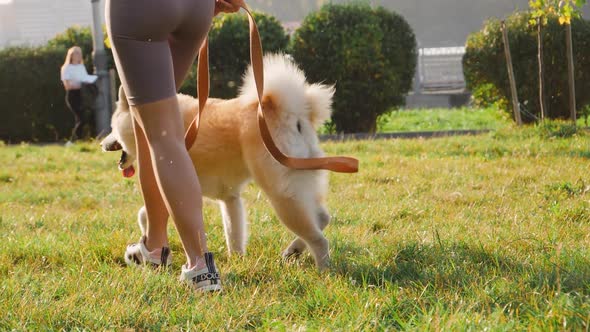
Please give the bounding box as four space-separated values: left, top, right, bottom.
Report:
463 12 590 123
0 46 98 142
2 7 416 140
1 14 288 142
47 25 117 72
291 3 416 133
0 26 113 143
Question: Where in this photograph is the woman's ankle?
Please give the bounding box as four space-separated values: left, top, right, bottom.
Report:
147 247 164 261
186 255 207 271
144 235 168 252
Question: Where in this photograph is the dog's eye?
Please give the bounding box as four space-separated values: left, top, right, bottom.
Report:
297 121 302 133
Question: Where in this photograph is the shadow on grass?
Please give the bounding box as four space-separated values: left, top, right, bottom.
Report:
569 149 590 159
330 240 590 297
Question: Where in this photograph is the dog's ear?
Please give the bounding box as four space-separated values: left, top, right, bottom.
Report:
305 83 335 129
118 85 129 109
100 133 123 152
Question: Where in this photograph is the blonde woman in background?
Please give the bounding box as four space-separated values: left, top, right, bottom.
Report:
61 46 97 142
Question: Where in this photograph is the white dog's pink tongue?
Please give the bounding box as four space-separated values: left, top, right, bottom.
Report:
122 165 135 178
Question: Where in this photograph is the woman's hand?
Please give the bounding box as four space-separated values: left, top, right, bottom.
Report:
214 0 242 16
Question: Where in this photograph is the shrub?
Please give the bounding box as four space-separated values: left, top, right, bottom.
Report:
463 12 590 123
291 3 416 133
48 25 117 78
49 25 116 67
179 11 289 99
470 83 509 111
2 16 285 142
47 26 94 67
537 120 578 138
0 25 116 143
0 46 96 142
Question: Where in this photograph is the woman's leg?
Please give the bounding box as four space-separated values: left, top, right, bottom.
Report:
130 96 208 269
132 118 170 251
106 0 214 269
135 31 215 261
66 89 82 141
132 36 208 256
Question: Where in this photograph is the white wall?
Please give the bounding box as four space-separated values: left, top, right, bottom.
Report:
2 0 589 49
0 0 104 48
248 0 590 47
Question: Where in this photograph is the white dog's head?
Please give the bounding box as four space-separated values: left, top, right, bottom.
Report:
100 86 137 177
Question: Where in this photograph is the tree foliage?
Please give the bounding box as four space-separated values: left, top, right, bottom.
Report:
529 0 587 25
179 11 289 99
291 3 416 133
48 25 115 71
0 46 97 142
463 12 590 122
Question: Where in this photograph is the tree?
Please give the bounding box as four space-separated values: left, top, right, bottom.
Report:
463 12 590 123
529 0 587 123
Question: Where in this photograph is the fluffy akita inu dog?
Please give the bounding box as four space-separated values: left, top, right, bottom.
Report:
101 54 335 269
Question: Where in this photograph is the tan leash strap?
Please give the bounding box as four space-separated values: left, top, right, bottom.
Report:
185 4 359 173
184 38 209 149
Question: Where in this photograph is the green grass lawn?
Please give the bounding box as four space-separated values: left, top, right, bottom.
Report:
329 106 588 134
2 126 590 329
318 107 512 135
376 107 513 132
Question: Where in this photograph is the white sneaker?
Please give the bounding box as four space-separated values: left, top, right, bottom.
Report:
179 252 222 292
124 235 172 267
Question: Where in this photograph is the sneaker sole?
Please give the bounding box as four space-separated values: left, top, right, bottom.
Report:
124 255 170 268
196 284 223 293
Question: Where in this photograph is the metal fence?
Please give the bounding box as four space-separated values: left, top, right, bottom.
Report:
416 46 466 93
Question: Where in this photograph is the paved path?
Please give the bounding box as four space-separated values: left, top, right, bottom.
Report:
319 129 490 141
5 129 492 145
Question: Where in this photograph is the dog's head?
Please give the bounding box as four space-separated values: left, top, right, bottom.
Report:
100 86 137 177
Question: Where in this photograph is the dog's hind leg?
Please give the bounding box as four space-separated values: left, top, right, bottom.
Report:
245 152 329 269
219 195 247 255
269 194 330 271
282 205 330 260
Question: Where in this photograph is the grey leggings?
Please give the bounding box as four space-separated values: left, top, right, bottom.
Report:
106 0 215 106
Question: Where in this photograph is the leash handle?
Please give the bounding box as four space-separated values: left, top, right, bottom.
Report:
184 4 359 173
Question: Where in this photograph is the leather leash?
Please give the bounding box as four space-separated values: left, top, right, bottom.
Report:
184 4 359 174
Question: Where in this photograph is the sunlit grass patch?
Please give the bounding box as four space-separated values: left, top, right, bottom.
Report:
1 129 590 329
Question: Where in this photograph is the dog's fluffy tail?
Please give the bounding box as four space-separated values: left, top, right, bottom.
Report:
238 53 334 130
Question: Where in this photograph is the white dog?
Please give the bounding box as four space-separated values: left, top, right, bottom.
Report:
101 54 335 269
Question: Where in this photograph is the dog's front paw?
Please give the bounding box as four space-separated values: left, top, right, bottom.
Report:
281 248 302 261
282 238 307 261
